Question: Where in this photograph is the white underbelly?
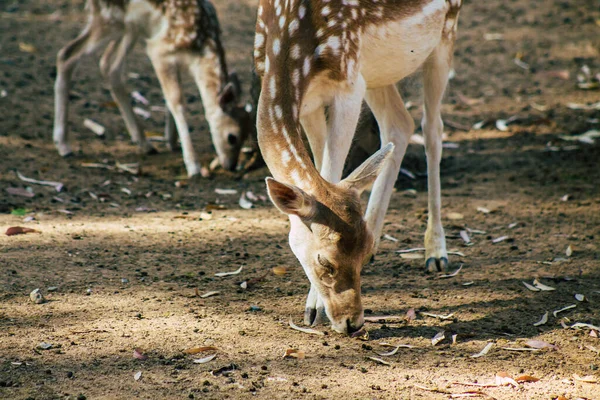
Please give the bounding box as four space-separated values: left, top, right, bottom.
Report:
360 0 448 88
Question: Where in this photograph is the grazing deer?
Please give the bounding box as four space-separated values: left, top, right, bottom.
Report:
53 0 252 177
254 0 461 334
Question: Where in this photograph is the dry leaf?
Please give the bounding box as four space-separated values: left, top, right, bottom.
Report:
283 349 305 359
476 207 490 214
16 171 63 192
515 375 540 383
272 266 287 276
452 334 458 345
447 212 464 220
377 344 414 356
492 236 509 244
396 247 426 254
570 323 600 331
533 312 549 327
133 348 148 360
553 304 576 317
405 308 417 321
575 294 585 302
439 265 463 279
432 331 445 346
400 253 424 260
533 279 556 291
421 312 454 320
351 328 369 341
471 342 493 358
495 371 518 387
501 347 540 352
6 187 34 198
368 356 391 366
133 107 150 119
131 91 149 105
460 230 471 244
134 371 142 381
573 374 598 383
215 188 238 195
496 120 509 131
566 245 573 257
523 281 540 292
199 291 220 298
19 42 37 53
29 288 45 304
214 266 243 277
193 354 217 364
462 281 474 286
6 226 41 236
83 119 105 136
184 346 218 355
526 340 558 350
239 193 253 209
364 315 405 323
289 318 324 336
383 234 398 242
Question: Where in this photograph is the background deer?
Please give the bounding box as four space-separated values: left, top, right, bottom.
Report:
254 0 462 334
53 0 252 177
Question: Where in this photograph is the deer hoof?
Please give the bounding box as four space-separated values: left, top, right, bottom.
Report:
425 257 448 273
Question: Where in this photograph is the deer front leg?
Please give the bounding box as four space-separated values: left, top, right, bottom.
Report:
422 43 453 273
164 108 179 152
304 285 328 326
364 85 414 256
99 33 156 155
147 48 205 177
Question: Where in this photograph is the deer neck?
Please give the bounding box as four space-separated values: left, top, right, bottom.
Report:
193 39 229 126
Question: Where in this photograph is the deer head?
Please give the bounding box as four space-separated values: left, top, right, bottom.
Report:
266 144 394 334
205 72 251 171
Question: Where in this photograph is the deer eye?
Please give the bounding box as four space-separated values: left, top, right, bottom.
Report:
317 254 335 275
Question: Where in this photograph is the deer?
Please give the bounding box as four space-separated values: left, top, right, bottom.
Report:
53 0 253 177
254 0 462 335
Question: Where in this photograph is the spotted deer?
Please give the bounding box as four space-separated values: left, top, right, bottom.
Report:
254 0 461 334
53 0 252 177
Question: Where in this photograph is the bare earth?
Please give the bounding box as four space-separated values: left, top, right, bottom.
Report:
1 0 600 399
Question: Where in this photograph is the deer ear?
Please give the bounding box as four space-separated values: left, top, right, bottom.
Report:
266 177 316 219
218 82 237 110
228 71 242 96
340 142 395 194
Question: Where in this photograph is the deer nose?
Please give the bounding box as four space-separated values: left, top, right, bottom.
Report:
346 319 363 335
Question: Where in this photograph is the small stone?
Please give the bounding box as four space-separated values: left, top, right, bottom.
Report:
47 286 58 292
86 288 92 295
121 278 129 284
248 306 261 312
29 288 45 304
37 342 53 350
77 395 86 400
67 371 74 378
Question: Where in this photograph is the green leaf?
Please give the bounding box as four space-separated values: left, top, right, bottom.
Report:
11 208 28 216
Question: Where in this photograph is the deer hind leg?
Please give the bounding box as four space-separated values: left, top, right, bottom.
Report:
364 85 414 256
147 48 204 177
164 109 179 152
99 33 156 155
422 42 453 273
53 23 117 156
300 107 327 171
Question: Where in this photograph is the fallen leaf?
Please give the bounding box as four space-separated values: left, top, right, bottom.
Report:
16 171 63 192
37 343 53 350
432 331 445 346
570 322 600 331
215 188 238 195
133 348 148 360
405 308 417 321
566 245 573 257
283 349 305 359
214 266 243 277
199 291 220 298
439 265 463 279
6 187 34 198
447 212 464 220
115 162 140 175
421 312 454 320
19 42 37 53
289 318 325 336
351 328 369 341
383 234 398 242
400 253 424 260
447 250 466 257
193 354 217 364
462 281 474 286
526 340 558 350
515 375 540 383
184 346 218 355
239 193 253 209
575 294 585 302
553 304 576 317
496 119 509 131
396 247 426 254
368 356 391 366
29 289 45 304
131 91 149 105
364 315 406 323
492 236 509 244
452 334 458 345
533 312 549 327
272 266 287 276
483 33 504 41
533 279 556 291
501 347 540 352
377 344 414 356
460 230 471 244
523 281 540 292
471 343 494 358
495 371 518 387
205 204 227 211
573 374 598 383
476 207 490 214
134 371 142 381
83 119 105 136
6 226 41 236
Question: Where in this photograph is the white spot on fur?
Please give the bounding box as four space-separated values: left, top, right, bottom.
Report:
273 38 281 55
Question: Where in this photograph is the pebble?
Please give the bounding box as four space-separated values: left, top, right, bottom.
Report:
29 288 45 304
121 278 129 284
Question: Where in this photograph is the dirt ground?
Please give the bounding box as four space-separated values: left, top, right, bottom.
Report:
1 0 600 399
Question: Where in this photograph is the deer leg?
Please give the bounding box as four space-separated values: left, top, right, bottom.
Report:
364 86 414 256
304 285 328 326
53 24 115 156
420 43 453 272
320 75 367 184
100 33 156 155
164 109 179 151
300 107 327 171
147 49 204 177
